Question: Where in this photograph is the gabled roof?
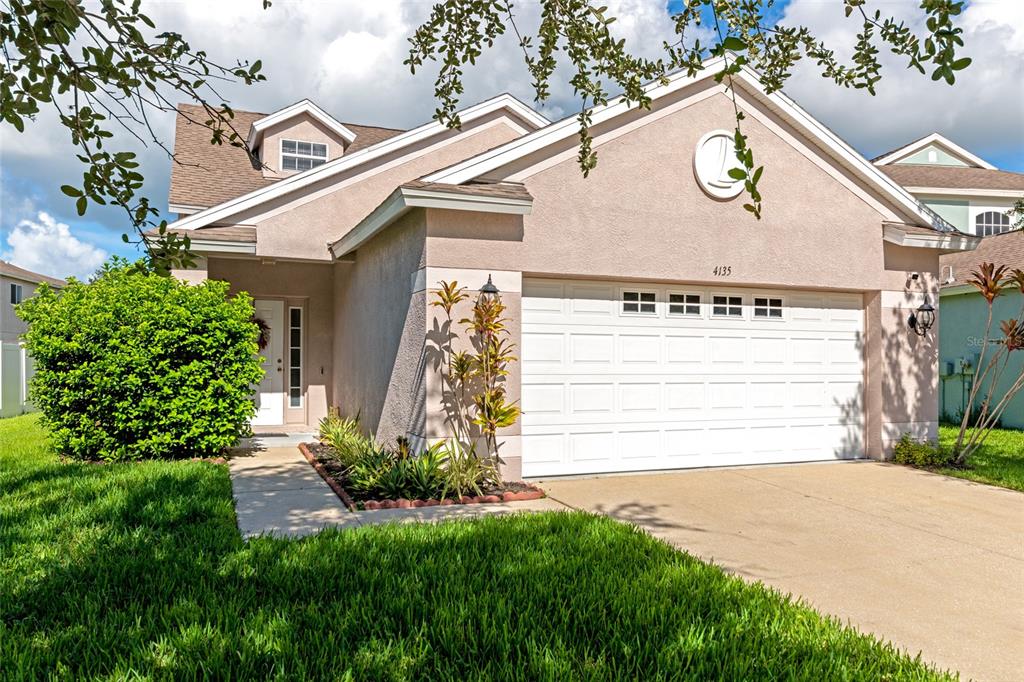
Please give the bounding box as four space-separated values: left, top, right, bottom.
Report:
167 94 550 232
940 229 1024 289
423 58 948 232
0 259 66 287
246 99 357 150
169 104 404 210
878 164 1024 194
872 132 996 169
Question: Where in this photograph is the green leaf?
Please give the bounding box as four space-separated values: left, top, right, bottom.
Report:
951 57 971 71
727 168 747 180
61 185 82 198
75 196 87 216
721 36 748 52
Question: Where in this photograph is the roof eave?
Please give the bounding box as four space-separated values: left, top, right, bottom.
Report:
882 224 980 252
329 185 533 259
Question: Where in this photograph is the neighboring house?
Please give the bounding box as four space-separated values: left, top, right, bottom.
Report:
873 132 1024 237
938 230 1024 429
0 260 65 418
157 59 981 478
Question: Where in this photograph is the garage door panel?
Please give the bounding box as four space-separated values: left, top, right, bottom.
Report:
521 278 865 476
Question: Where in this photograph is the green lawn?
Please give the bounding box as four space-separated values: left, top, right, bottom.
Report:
937 425 1024 492
1 414 953 680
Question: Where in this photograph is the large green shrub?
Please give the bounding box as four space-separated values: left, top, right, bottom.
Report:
17 261 263 461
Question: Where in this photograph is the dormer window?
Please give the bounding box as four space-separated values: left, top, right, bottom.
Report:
281 139 328 171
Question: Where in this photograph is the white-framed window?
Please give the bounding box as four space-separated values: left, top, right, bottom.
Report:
753 296 784 319
712 294 743 318
975 211 1011 237
621 289 656 315
288 307 302 408
281 139 328 172
9 283 22 305
668 292 701 317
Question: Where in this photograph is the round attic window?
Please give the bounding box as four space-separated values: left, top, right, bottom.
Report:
693 130 745 200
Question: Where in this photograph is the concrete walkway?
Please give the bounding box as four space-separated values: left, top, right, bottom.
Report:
228 445 566 538
229 446 359 537
540 461 1024 682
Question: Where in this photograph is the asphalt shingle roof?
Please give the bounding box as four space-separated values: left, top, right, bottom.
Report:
169 104 405 210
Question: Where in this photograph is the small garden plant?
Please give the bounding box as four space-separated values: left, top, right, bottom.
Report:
430 279 521 476
16 258 263 461
311 410 528 507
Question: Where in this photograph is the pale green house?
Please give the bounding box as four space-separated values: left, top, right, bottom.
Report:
938 231 1024 429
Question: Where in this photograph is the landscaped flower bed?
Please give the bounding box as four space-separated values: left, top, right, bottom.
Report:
301 416 544 511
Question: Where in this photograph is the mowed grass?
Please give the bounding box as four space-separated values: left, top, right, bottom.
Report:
1 414 953 680
938 424 1024 492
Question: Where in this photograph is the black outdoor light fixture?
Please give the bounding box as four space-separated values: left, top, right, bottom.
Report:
479 274 500 300
908 301 936 337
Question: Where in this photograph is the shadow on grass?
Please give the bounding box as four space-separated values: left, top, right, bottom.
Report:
1 416 954 681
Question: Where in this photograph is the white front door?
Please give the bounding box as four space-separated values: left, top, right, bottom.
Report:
521 278 866 477
252 299 284 426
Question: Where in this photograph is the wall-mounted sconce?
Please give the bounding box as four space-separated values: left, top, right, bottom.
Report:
479 274 500 301
908 302 935 337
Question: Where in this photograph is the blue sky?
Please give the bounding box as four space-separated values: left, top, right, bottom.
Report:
2 0 1021 280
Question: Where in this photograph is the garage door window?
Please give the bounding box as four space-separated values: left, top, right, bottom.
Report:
754 297 784 319
668 292 701 317
712 295 743 318
622 290 656 315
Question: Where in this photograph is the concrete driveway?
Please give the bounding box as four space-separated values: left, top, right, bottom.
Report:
539 461 1024 682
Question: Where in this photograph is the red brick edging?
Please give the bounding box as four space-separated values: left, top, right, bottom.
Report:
297 442 545 512
298 442 358 512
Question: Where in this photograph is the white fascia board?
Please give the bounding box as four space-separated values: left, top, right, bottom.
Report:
178 239 256 255
882 224 980 251
167 94 549 234
424 59 943 230
905 187 1023 199
424 57 729 185
168 202 207 215
247 99 357 149
329 186 532 259
874 132 996 169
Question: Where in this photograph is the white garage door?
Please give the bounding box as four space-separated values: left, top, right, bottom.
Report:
521 278 865 477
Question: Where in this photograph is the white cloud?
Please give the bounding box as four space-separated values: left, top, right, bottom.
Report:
777 0 1024 160
4 212 107 281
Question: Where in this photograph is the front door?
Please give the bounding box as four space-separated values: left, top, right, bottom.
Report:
252 299 284 426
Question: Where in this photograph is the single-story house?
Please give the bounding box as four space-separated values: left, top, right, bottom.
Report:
0 260 65 418
939 230 1024 429
158 59 981 478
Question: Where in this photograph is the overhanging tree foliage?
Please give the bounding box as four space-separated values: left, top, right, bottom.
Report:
1 0 269 273
408 0 973 218
2 1 973 273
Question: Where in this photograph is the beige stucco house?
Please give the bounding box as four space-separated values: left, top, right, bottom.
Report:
161 61 982 478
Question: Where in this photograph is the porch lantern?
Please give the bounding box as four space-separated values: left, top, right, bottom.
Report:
908 302 935 337
479 274 500 301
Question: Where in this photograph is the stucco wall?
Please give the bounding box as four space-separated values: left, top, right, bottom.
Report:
419 90 943 461
245 112 528 261
207 258 334 426
332 211 427 442
939 288 1024 429
2 276 43 343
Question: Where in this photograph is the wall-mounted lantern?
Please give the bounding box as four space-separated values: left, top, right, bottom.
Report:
908 302 935 337
479 274 500 301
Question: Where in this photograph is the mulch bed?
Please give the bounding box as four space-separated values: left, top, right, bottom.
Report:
299 442 545 512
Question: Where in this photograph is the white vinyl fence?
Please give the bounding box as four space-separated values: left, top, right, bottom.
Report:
0 342 34 418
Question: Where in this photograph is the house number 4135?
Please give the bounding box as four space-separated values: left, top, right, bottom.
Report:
713 265 732 277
